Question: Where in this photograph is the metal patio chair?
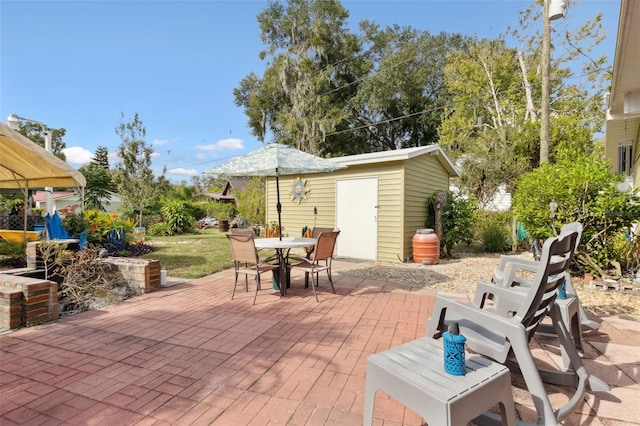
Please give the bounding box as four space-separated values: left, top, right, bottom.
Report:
303 227 334 287
288 230 340 301
226 234 278 305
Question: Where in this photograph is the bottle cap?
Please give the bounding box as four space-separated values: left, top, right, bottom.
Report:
448 322 460 335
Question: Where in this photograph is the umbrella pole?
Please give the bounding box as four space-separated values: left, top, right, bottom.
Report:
276 173 282 240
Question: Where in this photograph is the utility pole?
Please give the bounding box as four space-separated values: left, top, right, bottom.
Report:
540 0 552 164
540 0 565 164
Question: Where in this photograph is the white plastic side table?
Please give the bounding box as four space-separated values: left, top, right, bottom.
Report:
364 336 516 426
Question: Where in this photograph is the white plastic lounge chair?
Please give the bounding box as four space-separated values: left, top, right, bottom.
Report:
425 230 609 426
492 222 600 334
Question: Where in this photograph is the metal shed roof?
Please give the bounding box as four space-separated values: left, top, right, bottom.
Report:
329 145 459 177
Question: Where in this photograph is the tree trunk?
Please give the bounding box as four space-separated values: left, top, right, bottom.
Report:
518 49 537 123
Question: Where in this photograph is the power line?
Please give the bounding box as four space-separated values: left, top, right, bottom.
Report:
325 86 527 138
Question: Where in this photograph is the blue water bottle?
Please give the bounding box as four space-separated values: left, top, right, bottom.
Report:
443 322 466 376
557 278 567 299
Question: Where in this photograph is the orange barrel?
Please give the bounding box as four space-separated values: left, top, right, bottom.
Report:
413 228 440 264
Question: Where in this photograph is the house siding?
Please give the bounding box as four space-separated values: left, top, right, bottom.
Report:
403 154 449 261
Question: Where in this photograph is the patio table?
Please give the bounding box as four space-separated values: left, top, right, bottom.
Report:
254 237 316 297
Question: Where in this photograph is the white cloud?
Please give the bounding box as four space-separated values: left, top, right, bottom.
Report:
63 147 93 166
108 151 120 164
168 167 198 176
197 138 244 152
152 138 167 146
195 153 206 160
150 152 161 158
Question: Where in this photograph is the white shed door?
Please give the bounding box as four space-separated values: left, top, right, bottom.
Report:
335 177 378 260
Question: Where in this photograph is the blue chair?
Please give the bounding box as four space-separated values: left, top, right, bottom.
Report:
45 212 71 240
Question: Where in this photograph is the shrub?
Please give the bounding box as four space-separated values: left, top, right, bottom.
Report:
0 240 26 268
512 153 640 277
62 213 88 238
189 202 207 221
426 190 476 258
482 223 511 252
236 177 265 225
147 222 173 236
209 202 237 221
473 210 512 241
160 200 195 234
610 230 639 272
84 210 136 247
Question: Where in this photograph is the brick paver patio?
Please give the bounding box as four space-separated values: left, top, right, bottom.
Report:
1 259 638 425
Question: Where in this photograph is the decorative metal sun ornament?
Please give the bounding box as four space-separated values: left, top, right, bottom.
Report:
290 177 310 204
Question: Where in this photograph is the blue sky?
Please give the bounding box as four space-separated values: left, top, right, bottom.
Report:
1 0 621 183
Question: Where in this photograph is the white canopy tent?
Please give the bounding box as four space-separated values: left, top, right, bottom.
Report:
0 122 86 240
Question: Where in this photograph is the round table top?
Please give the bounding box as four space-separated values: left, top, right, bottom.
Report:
254 237 316 249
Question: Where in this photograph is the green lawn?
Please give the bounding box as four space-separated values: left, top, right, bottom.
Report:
140 229 490 279
142 228 234 279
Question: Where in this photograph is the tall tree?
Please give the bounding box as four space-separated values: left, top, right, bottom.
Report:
111 113 167 226
235 0 364 155
351 24 465 151
235 0 467 157
92 146 110 170
78 146 115 211
438 0 609 205
191 174 227 194
15 121 67 160
510 0 608 155
439 37 532 206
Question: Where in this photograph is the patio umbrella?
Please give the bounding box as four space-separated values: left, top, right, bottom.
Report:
205 143 345 240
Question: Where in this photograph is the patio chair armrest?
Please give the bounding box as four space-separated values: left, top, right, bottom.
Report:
493 258 538 288
474 280 527 315
426 294 519 339
287 253 310 264
259 254 279 264
498 256 538 270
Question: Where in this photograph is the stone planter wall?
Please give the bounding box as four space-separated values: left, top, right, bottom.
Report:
26 239 80 270
1 255 161 330
100 257 162 295
0 274 58 329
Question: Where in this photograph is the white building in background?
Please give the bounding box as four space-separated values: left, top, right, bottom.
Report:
482 184 512 212
449 183 512 212
32 190 122 214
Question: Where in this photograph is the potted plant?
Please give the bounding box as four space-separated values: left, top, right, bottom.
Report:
212 202 236 232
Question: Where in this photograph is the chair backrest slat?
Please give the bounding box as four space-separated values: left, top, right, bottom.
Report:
515 229 578 335
227 234 259 264
313 231 340 261
312 227 333 239
229 228 254 236
560 222 583 254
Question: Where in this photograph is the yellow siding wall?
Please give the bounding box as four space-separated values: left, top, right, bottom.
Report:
403 153 450 260
265 173 337 237
265 153 450 263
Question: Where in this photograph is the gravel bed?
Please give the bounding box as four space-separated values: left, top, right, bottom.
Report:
340 252 640 318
